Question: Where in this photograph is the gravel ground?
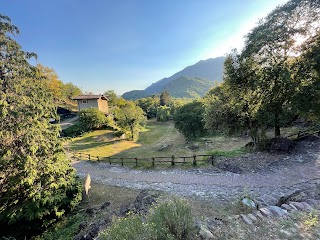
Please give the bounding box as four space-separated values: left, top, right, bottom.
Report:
73 139 320 206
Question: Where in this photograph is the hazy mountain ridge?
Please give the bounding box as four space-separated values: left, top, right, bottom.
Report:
122 56 225 100
164 76 213 98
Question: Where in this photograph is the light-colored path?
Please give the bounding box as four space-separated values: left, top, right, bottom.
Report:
73 141 320 205
60 115 78 130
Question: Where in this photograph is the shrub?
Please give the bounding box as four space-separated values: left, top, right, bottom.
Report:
100 199 196 240
61 122 88 138
156 106 171 122
148 199 195 240
79 108 108 130
99 215 151 240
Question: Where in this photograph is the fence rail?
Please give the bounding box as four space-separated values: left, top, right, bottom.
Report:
285 125 320 140
71 151 215 167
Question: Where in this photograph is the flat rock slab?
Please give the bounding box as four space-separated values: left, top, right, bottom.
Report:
289 203 298 211
268 206 288 217
281 204 292 211
301 202 313 211
290 201 305 211
260 207 273 217
247 213 258 222
254 211 265 220
240 214 253 225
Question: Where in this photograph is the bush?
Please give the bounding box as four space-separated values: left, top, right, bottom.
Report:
148 199 195 240
100 199 195 240
79 108 108 130
61 122 88 138
156 106 171 122
99 215 152 240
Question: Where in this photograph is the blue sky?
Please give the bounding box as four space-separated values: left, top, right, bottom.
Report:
2 0 287 95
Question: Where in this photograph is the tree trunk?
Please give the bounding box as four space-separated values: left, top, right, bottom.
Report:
274 113 281 137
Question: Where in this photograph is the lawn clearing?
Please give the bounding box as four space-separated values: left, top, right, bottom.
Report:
65 119 250 161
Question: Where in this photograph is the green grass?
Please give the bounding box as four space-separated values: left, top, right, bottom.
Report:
65 119 251 162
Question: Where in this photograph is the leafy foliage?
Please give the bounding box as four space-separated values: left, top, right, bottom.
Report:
36 64 81 102
204 0 320 145
174 101 206 138
113 101 147 140
148 199 195 240
0 14 82 230
78 108 109 130
100 199 195 240
160 91 171 106
135 95 160 118
156 105 171 122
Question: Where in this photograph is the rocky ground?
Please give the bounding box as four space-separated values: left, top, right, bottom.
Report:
70 137 320 239
73 138 320 207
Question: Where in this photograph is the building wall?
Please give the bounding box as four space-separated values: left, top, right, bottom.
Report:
77 98 108 113
77 99 99 111
97 99 108 113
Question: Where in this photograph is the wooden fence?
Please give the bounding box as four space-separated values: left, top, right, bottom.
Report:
285 125 320 140
72 151 216 167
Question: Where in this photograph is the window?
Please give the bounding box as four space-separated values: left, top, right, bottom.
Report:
82 99 87 104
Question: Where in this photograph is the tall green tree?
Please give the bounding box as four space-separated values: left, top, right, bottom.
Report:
113 101 147 140
174 101 206 138
135 95 160 118
0 14 81 229
240 0 320 137
160 91 171 106
104 90 118 107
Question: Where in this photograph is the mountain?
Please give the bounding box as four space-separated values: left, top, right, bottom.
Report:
164 76 213 98
122 56 225 100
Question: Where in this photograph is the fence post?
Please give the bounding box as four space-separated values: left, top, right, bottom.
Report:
152 156 155 166
171 155 175 166
183 157 186 163
135 157 138 166
108 157 111 165
121 158 123 166
193 155 197 166
88 154 90 160
211 155 214 165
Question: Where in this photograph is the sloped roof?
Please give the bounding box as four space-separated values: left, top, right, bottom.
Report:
73 95 108 100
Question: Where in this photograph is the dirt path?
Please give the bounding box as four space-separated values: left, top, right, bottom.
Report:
60 116 79 130
73 140 320 206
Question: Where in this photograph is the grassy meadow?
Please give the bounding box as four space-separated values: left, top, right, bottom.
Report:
65 119 250 162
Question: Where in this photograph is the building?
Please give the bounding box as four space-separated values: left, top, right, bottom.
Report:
73 95 108 114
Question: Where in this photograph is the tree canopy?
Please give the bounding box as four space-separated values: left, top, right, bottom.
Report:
113 101 147 140
0 14 82 232
204 0 320 145
174 101 206 138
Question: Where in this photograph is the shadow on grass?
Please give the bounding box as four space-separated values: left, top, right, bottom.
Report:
69 136 122 151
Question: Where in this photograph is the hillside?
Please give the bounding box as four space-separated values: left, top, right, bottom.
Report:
122 56 225 100
164 76 213 98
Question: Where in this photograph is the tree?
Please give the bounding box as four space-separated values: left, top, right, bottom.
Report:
156 106 171 122
79 108 109 130
0 14 81 231
135 95 160 118
36 64 63 100
160 91 171 106
61 82 82 101
104 90 118 107
113 101 147 140
174 101 206 138
240 0 320 137
291 31 320 121
204 83 244 136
